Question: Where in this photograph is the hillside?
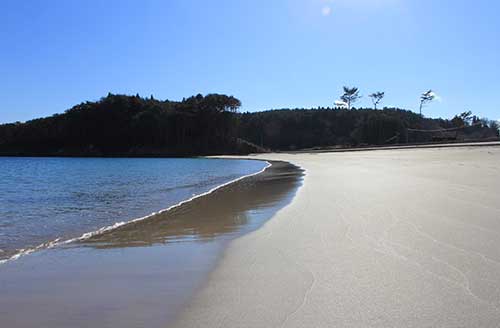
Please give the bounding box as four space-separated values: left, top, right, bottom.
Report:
0 93 260 157
238 107 499 150
0 94 498 156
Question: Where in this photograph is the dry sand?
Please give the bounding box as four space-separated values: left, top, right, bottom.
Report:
173 145 500 327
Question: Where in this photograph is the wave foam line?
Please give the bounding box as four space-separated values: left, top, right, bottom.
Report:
0 161 272 266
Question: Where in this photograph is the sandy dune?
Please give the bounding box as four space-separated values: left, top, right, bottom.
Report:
174 145 500 327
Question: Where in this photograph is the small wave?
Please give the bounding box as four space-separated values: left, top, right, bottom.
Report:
0 161 271 266
0 238 62 265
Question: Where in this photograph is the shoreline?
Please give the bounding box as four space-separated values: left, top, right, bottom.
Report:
78 160 303 250
0 159 272 265
0 160 303 328
290 140 500 154
173 143 500 327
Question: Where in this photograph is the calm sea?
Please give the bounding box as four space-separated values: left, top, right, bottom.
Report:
0 157 267 261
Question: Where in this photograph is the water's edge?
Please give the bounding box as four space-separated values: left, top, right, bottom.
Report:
0 160 272 265
0 159 304 328
167 159 305 326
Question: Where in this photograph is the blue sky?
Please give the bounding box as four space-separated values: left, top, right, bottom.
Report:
1 0 499 123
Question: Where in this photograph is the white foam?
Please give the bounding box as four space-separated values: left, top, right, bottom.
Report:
0 161 272 266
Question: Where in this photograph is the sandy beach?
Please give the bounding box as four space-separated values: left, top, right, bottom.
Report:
174 144 500 327
3 1 499 326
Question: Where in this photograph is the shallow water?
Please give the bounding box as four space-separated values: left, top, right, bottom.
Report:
0 161 303 328
0 157 267 260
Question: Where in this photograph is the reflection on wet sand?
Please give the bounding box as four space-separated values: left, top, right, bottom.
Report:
0 161 303 328
79 161 303 249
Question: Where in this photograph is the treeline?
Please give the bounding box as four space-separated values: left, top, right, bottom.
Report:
0 93 498 156
0 93 258 156
238 107 499 150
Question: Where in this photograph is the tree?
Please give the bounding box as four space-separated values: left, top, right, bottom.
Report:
490 120 500 137
368 92 385 110
451 115 464 128
451 111 472 128
340 86 361 110
459 111 473 126
419 90 436 116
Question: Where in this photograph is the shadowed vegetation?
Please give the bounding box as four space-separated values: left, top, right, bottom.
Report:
0 93 498 156
0 93 258 156
238 107 499 150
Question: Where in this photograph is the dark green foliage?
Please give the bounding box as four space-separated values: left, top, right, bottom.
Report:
0 94 497 156
237 107 499 150
238 107 413 150
490 121 500 137
0 93 247 156
340 86 361 109
368 92 385 110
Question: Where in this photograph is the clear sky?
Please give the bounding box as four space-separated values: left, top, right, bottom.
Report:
1 0 499 123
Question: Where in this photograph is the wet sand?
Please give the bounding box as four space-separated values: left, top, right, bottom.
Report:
173 145 500 327
0 161 303 328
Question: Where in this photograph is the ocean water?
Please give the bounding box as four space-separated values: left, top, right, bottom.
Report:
0 157 267 261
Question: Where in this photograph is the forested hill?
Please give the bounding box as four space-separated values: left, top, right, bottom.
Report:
0 93 260 157
0 93 498 156
238 107 499 151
